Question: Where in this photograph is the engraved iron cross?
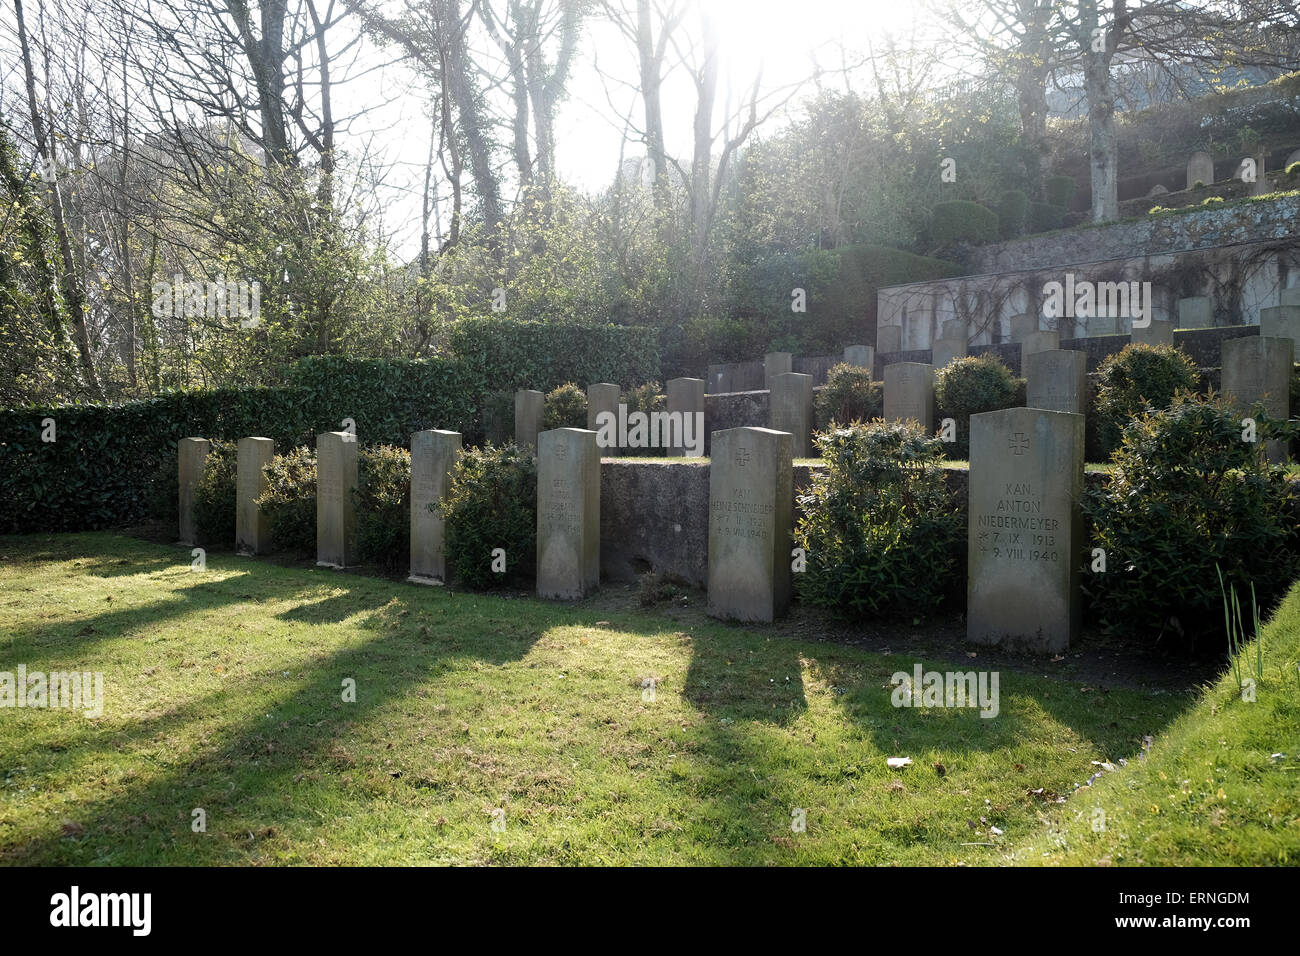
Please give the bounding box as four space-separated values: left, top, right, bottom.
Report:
736 446 750 466
1010 432 1028 455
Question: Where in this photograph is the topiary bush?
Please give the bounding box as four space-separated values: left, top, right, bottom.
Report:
1084 393 1300 644
929 200 999 247
192 440 238 549
795 420 963 618
256 446 317 555
443 443 537 589
815 363 881 429
934 355 1021 458
544 382 587 431
622 381 664 456
996 189 1029 240
1028 201 1066 233
353 445 411 572
1095 343 1199 455
1045 175 1076 209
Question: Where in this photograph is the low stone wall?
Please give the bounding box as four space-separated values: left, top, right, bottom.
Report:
598 458 1106 587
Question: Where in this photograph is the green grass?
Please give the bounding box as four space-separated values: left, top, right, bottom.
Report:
1018 580 1300 866
0 533 1293 865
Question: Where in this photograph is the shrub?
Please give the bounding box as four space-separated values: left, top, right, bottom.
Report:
1084 394 1300 643
795 421 963 618
1028 201 1066 233
996 189 1029 240
257 447 317 555
815 363 881 429
443 443 537 589
929 200 999 246
1202 195 1225 205
1045 175 1076 209
353 445 411 572
544 382 587 431
192 440 238 549
934 355 1020 457
1095 344 1199 454
622 381 664 456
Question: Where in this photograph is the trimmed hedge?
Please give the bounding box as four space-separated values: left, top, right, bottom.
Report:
447 318 660 395
1028 201 1066 233
929 201 999 246
996 190 1029 240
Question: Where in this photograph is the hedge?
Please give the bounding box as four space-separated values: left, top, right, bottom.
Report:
929 200 999 246
447 318 660 395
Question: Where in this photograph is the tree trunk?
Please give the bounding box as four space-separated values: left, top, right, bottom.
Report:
636 0 669 213
14 0 101 397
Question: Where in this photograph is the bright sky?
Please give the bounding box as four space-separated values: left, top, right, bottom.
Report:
352 0 940 259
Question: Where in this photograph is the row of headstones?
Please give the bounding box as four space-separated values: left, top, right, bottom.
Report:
511 345 878 460
1180 148 1300 195
882 291 1300 360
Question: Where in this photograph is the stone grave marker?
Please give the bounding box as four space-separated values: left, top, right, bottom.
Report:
236 437 275 555
1222 336 1295 464
515 389 544 449
1025 349 1088 415
317 431 358 568
883 362 935 430
666 377 706 456
178 437 211 546
967 407 1085 654
409 429 461 584
587 383 620 456
707 427 793 623
537 428 601 599
769 372 813 458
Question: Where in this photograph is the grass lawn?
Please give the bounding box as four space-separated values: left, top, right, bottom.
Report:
0 532 1294 866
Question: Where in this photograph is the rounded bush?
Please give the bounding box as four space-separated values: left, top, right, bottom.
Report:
795 421 962 618
1084 394 1300 643
815 363 881 429
929 200 999 246
354 445 410 572
1045 175 1076 209
1095 343 1198 454
1028 201 1065 233
257 446 317 555
997 190 1029 240
192 440 238 549
544 382 587 431
934 355 1020 457
443 443 537 589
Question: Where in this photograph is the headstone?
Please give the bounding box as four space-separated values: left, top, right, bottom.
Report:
843 345 874 369
883 362 935 430
707 427 793 623
1259 306 1300 348
666 377 705 457
1132 319 1175 346
536 428 600 599
177 437 211 546
1146 183 1169 198
1222 336 1295 464
940 319 967 340
1025 349 1088 415
587 383 620 456
316 431 358 568
1020 330 1060 368
1088 315 1118 336
931 337 967 369
235 437 275 555
408 429 461 585
769 372 813 458
1186 151 1214 189
967 407 1085 654
1282 287 1300 308
1177 296 1213 329
764 352 792 390
877 325 902 354
1010 314 1038 343
514 389 544 448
